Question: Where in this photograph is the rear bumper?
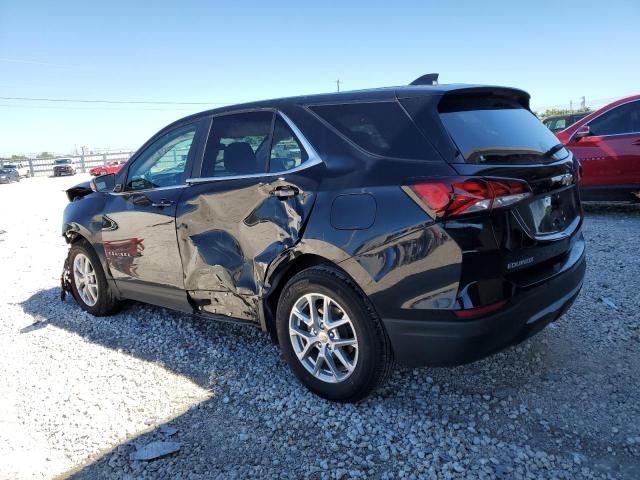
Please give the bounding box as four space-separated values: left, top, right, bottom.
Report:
383 237 586 367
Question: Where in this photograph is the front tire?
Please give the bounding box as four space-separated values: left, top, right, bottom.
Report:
276 266 394 402
69 241 121 316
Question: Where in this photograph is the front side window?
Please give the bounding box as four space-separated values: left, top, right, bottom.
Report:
588 101 640 136
200 111 273 177
126 124 197 191
310 101 434 159
269 116 309 172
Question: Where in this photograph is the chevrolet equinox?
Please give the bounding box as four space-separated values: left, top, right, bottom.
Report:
61 77 586 402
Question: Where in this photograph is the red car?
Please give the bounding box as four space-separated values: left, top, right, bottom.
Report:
556 95 640 202
89 159 126 176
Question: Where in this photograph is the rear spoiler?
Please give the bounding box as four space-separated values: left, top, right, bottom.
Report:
438 87 531 112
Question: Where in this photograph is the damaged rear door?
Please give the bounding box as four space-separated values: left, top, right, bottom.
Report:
176 110 321 322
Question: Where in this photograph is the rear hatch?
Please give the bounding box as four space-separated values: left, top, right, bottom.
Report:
401 88 583 299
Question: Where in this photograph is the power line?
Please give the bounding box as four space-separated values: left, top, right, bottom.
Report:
0 103 200 112
0 96 231 105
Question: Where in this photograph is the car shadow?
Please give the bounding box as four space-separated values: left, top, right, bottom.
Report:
17 285 625 478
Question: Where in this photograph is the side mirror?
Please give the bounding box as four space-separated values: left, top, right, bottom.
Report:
573 125 591 140
90 173 116 192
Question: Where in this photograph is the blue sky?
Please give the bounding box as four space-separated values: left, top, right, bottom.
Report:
1 0 638 156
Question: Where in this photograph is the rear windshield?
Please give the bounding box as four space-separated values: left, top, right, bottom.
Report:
55 159 72 164
439 103 568 164
310 101 438 160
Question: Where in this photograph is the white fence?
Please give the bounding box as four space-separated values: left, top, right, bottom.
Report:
0 151 134 177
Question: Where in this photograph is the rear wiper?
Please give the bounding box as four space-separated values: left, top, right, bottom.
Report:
542 143 566 158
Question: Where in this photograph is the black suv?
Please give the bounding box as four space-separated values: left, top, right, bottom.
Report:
61 79 586 402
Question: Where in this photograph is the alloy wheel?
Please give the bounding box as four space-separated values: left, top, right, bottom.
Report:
73 253 99 306
289 293 358 383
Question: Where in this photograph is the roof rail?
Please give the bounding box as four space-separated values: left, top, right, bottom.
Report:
409 73 439 86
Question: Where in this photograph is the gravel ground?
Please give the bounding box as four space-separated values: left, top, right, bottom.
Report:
0 176 639 479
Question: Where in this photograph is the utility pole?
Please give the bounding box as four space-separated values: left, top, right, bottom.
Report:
336 79 341 92
569 100 573 112
580 96 586 111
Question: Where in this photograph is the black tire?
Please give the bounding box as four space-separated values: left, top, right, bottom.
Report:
68 240 121 316
276 266 394 402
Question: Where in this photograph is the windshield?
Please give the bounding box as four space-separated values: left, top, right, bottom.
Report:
3 164 17 169
55 159 72 165
440 107 569 164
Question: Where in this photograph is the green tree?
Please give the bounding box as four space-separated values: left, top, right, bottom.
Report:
37 152 54 158
11 154 27 160
536 107 592 119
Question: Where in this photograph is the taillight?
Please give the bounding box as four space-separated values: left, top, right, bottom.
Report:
406 177 532 219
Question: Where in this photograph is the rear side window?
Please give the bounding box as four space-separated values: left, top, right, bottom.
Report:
439 99 568 164
269 116 309 172
310 101 435 159
201 111 273 177
588 101 640 136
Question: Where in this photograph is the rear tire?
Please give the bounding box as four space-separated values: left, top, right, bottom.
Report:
276 266 394 402
69 240 121 316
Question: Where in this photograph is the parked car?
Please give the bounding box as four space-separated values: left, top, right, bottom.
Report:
2 162 30 178
556 95 640 202
53 158 76 176
543 112 590 133
61 79 586 402
0 167 20 183
89 159 126 176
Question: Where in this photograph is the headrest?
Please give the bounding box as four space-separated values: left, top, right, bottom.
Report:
224 142 257 174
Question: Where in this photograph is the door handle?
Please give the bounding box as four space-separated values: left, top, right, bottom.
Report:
270 185 300 198
632 139 640 146
151 199 174 208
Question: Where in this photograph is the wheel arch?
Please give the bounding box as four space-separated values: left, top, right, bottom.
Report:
262 252 358 343
62 221 116 287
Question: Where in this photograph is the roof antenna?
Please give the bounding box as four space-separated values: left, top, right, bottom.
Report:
409 73 439 86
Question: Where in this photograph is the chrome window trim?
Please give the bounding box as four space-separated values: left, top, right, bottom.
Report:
109 184 188 196
186 111 323 185
570 98 640 141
